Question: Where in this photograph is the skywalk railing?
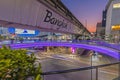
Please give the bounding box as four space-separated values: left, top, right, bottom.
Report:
40 61 120 80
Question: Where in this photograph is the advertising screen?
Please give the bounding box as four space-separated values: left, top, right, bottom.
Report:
15 29 35 34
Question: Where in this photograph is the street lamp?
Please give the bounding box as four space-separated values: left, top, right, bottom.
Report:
90 52 94 80
90 51 99 80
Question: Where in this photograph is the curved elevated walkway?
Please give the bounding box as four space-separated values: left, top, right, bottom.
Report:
9 42 120 59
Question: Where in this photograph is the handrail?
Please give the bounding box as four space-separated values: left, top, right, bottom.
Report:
41 61 120 75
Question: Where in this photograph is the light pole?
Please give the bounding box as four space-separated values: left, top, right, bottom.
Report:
90 52 93 80
118 51 120 79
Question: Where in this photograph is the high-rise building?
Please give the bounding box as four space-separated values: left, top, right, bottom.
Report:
102 10 107 27
96 22 105 39
96 9 107 39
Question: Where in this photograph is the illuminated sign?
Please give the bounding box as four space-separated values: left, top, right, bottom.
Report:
70 47 75 54
112 25 120 30
15 29 35 34
113 3 120 8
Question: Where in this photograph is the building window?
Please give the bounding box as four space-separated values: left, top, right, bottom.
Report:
113 3 120 8
103 18 106 20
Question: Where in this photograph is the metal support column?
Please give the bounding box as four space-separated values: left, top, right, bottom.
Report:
91 54 93 80
96 67 98 80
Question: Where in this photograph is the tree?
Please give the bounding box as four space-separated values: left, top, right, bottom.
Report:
19 37 24 43
0 46 42 80
0 34 4 41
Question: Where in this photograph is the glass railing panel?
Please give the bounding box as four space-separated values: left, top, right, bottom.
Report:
42 70 92 80
98 64 119 80
41 63 120 80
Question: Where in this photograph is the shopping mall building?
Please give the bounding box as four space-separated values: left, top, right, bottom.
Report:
105 0 120 41
0 0 90 41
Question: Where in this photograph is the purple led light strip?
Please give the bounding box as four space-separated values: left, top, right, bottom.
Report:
9 42 119 59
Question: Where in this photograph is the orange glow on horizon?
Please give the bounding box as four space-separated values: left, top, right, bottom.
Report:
86 27 96 32
83 21 96 33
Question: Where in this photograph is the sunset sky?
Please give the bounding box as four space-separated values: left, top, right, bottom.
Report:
61 0 109 32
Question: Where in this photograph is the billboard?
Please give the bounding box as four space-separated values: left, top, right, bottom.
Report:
8 27 40 37
15 29 35 34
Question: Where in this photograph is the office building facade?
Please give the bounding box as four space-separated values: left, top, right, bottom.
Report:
105 0 120 40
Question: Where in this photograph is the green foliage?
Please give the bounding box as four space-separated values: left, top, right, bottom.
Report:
0 46 42 80
19 37 23 41
0 34 4 41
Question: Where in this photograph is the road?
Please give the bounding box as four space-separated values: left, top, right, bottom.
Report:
36 54 119 80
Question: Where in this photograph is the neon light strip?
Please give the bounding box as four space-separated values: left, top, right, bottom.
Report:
9 42 119 59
